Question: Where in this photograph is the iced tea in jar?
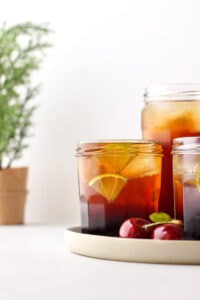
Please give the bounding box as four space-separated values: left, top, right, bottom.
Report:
76 140 163 236
141 84 200 217
172 137 200 240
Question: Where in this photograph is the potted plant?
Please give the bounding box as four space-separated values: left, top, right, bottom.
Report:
0 22 52 224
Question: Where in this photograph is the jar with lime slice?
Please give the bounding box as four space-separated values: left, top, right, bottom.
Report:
76 140 163 236
172 136 200 240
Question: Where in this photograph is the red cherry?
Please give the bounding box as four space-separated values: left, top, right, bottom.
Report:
151 223 183 240
119 218 152 238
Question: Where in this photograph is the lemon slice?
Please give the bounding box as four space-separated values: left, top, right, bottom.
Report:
121 156 161 178
195 162 200 192
101 154 130 173
88 173 127 203
100 144 131 173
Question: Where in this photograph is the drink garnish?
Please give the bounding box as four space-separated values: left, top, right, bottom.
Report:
195 162 200 192
101 144 131 173
88 173 127 203
149 212 172 223
121 156 161 178
143 212 182 229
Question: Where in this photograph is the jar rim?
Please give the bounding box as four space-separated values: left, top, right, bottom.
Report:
172 136 200 154
76 139 163 156
78 139 160 145
144 83 200 101
173 136 200 144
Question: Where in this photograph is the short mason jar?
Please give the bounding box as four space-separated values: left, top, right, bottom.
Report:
172 136 200 240
76 140 163 236
141 84 200 217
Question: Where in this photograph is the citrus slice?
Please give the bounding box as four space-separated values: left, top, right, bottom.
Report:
88 173 127 203
100 143 131 173
121 156 161 178
195 162 200 192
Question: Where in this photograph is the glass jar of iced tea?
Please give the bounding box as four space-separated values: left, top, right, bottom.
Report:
141 84 200 217
76 140 163 236
172 136 200 240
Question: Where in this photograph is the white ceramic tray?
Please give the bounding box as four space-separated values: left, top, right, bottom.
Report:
65 226 200 265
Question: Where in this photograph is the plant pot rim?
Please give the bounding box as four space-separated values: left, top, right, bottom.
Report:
0 166 28 171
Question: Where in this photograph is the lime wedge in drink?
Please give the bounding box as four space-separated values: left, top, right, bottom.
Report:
195 162 200 192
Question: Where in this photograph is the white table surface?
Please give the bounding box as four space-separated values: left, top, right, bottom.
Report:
0 225 199 300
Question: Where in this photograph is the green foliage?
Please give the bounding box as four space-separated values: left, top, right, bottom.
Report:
0 22 52 169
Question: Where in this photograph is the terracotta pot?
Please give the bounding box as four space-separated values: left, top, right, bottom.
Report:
0 167 28 224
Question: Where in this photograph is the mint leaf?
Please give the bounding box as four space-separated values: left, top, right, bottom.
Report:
149 212 172 223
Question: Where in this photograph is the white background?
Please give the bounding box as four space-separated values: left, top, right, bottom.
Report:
2 0 200 224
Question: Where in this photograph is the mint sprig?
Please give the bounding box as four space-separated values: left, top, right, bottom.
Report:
143 212 182 229
149 212 172 223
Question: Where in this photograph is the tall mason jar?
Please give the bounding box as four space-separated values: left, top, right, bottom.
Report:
141 84 200 217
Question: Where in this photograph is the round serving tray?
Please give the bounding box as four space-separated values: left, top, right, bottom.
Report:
65 226 200 265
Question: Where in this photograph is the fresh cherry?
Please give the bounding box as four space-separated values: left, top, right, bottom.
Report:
151 223 183 240
119 218 152 238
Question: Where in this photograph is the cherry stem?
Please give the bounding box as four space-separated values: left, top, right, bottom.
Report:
143 219 183 229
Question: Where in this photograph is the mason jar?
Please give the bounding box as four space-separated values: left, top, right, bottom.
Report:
172 136 200 240
76 140 163 236
141 84 200 217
